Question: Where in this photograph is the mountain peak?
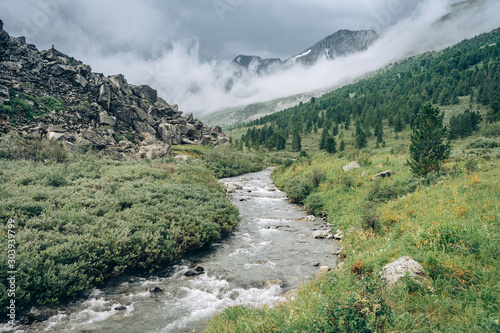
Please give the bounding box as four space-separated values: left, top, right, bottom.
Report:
232 55 281 73
288 29 378 65
232 29 379 73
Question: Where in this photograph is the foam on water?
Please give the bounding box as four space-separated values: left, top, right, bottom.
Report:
259 228 284 237
255 218 284 225
243 261 277 270
228 241 272 257
164 274 284 331
73 298 118 325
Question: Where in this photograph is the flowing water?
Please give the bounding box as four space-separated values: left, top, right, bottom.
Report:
7 168 339 333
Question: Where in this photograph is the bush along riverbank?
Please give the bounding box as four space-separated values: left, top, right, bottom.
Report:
0 139 268 321
205 148 500 332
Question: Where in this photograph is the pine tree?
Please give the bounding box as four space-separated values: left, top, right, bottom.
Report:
355 130 368 149
319 128 328 150
339 140 346 152
408 104 451 177
325 137 337 154
332 123 339 136
292 131 302 152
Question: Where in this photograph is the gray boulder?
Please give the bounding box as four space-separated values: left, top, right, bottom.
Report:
109 74 132 95
0 86 9 103
132 85 158 103
370 170 394 181
97 84 111 110
311 230 333 239
380 256 427 286
78 130 110 149
158 123 181 145
225 182 243 193
99 111 116 127
133 121 157 137
185 266 205 277
343 161 361 172
51 64 76 77
136 142 170 160
72 74 88 88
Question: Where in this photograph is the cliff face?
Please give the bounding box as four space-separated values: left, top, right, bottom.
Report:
0 20 228 160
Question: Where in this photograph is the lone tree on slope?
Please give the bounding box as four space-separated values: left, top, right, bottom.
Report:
408 103 451 177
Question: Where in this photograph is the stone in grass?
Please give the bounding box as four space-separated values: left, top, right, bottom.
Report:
333 230 344 240
379 256 427 286
370 170 394 181
319 266 331 273
343 161 361 172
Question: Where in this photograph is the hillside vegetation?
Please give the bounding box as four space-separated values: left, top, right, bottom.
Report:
0 136 265 318
230 28 500 152
205 28 500 332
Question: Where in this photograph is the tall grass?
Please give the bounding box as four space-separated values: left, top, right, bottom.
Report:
205 148 500 332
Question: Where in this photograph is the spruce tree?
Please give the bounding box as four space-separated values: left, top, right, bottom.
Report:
319 128 328 150
339 140 346 152
325 137 337 154
355 130 368 149
408 104 451 177
292 131 302 152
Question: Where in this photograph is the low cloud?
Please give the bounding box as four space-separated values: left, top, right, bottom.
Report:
125 0 500 115
1 0 499 116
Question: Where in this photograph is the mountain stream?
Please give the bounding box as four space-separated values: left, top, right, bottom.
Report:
12 168 339 333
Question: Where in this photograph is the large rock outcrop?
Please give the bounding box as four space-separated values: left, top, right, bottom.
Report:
0 20 228 160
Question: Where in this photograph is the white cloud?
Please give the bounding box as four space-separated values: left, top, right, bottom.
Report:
1 0 499 116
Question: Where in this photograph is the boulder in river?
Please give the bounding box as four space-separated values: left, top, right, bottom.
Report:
262 279 285 288
311 230 333 239
147 286 163 293
333 229 344 240
185 266 205 277
297 215 315 222
224 182 243 193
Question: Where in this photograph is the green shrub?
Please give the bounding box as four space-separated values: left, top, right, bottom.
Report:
45 173 68 187
202 146 264 178
285 175 316 204
305 193 325 216
0 154 239 316
39 96 65 112
480 122 500 137
464 159 478 174
467 137 500 149
314 277 393 333
0 133 69 163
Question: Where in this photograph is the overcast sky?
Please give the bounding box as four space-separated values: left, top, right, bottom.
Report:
1 0 499 116
1 0 423 60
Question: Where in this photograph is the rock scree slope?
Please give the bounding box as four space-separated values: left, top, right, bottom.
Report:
0 19 228 160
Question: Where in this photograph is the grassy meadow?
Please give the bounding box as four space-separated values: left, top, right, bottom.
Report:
205 142 499 332
205 112 500 333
